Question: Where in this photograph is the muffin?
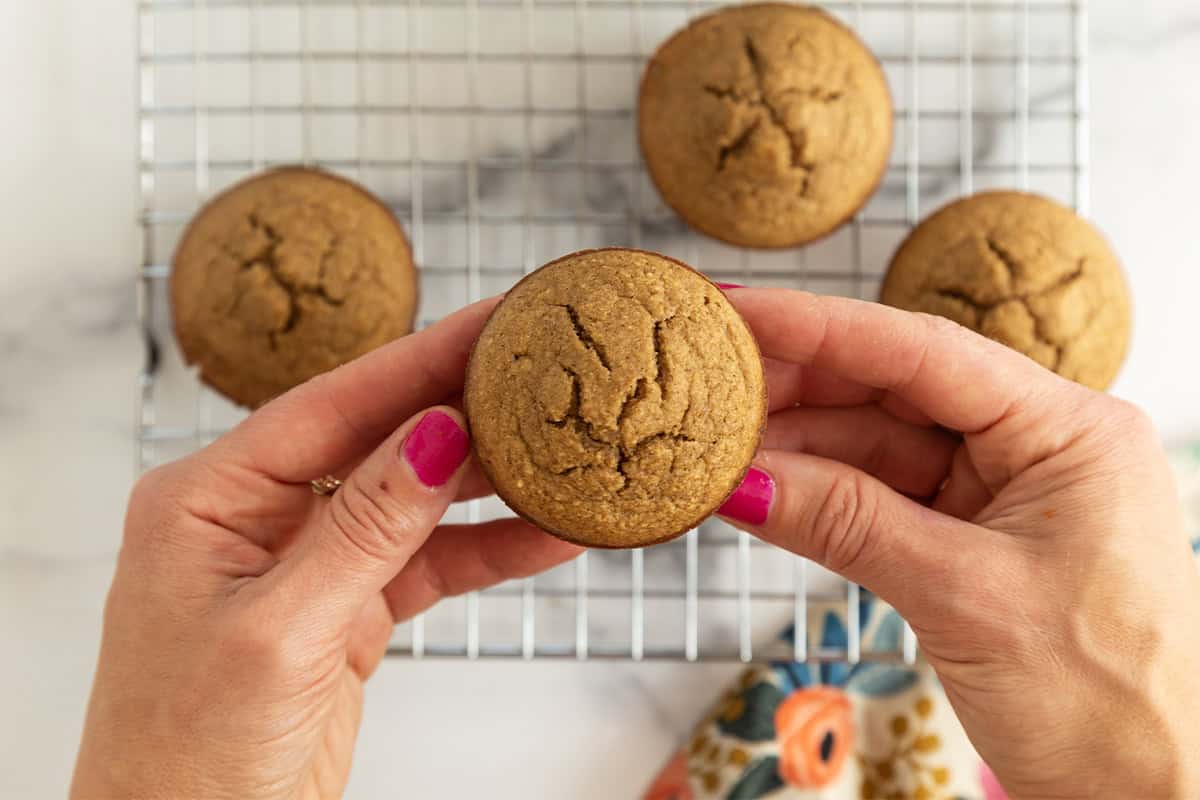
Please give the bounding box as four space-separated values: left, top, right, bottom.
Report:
171 166 419 408
464 248 767 548
881 191 1131 390
638 2 893 249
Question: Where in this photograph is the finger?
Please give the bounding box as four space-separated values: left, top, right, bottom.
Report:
878 391 936 427
716 450 996 623
763 358 937 427
763 358 879 411
269 406 471 621
211 297 499 484
764 406 957 497
382 518 583 622
454 456 498 502
732 289 1074 435
726 288 927 418
182 450 492 558
310 454 496 508
733 289 1099 492
933 444 996 521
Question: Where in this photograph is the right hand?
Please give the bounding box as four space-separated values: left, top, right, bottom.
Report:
719 288 1200 800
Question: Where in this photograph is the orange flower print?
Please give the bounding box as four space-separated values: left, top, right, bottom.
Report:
774 687 854 788
643 750 694 800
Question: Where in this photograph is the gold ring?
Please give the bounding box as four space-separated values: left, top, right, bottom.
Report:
310 475 343 496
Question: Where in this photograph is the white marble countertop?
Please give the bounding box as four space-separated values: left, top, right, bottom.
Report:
2 1 1198 798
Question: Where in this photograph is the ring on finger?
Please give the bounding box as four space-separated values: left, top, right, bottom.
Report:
310 475 343 496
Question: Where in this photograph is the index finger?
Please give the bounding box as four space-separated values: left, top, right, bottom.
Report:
731 288 1064 434
211 296 500 482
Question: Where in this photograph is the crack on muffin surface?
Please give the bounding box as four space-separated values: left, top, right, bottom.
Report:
554 304 612 371
921 232 1094 371
700 35 839 186
466 250 766 546
881 193 1130 390
171 168 417 408
639 4 893 247
222 212 357 352
523 302 711 483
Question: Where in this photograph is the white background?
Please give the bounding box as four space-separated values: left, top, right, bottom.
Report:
1 1 1198 798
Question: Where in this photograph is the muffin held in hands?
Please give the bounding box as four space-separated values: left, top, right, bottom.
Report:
638 2 893 248
881 191 1131 390
464 248 767 548
171 167 418 408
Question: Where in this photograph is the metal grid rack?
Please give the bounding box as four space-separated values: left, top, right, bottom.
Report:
136 0 1089 662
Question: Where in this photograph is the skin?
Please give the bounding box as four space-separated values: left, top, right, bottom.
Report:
72 289 1200 800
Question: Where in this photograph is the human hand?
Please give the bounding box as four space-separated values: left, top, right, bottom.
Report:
718 288 1200 800
71 299 581 800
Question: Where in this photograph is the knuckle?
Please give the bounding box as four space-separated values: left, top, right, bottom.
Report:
1109 398 1155 438
916 310 965 337
1081 397 1158 461
127 465 173 514
918 311 1003 359
328 478 425 562
129 458 210 512
124 465 191 548
810 472 878 575
915 311 977 351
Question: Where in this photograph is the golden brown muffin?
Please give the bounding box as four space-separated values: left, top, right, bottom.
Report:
464 248 767 548
638 3 893 249
171 167 418 408
881 191 1131 390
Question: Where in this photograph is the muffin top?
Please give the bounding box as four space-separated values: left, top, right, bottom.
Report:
171 167 418 408
639 3 893 248
465 249 767 548
881 191 1131 390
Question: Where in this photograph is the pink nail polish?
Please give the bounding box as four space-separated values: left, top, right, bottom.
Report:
715 282 746 290
718 467 774 525
980 764 1010 800
402 411 470 488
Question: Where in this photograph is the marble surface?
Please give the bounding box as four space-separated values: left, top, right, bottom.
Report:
2 1 1199 798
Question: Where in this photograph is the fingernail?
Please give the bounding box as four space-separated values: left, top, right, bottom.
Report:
718 467 774 525
402 411 470 488
715 282 746 290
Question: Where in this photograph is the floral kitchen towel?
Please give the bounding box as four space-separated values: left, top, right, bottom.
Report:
645 446 1200 800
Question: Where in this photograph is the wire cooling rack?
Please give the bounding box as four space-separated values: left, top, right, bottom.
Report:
136 0 1089 662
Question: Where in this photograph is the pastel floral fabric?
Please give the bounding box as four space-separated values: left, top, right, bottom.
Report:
645 446 1200 800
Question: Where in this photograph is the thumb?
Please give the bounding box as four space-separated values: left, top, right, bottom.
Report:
717 449 990 627
280 406 471 621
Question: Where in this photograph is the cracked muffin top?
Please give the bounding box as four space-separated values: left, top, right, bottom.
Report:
464 249 767 548
638 3 893 248
881 191 1131 390
171 167 418 408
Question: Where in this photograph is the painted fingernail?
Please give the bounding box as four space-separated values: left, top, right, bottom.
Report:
715 282 746 290
718 467 774 525
402 410 470 488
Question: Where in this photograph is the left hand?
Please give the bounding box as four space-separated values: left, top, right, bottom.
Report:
71 298 581 799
